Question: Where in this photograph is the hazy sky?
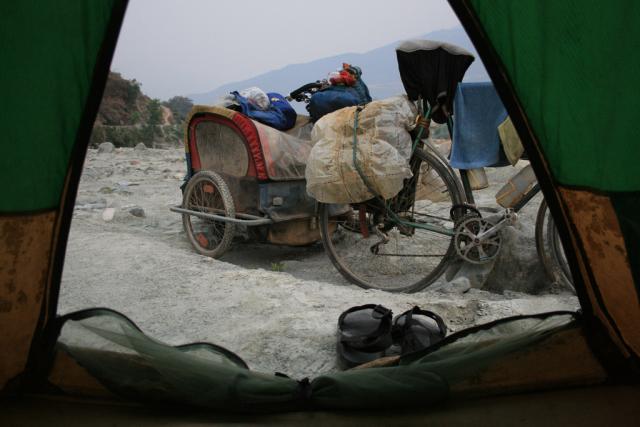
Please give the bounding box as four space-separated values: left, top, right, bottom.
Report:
111 0 460 100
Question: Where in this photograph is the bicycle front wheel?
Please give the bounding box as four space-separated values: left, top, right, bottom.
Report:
535 199 574 293
319 148 464 293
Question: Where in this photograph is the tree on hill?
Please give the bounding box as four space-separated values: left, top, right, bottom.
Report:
92 72 184 148
142 98 163 145
163 96 193 123
147 99 163 125
126 78 142 110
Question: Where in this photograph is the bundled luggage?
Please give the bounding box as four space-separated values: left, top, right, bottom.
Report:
305 95 418 204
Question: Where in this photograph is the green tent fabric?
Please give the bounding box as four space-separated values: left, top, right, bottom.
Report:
0 0 127 393
468 0 640 192
56 309 301 412
56 309 577 411
0 1 119 212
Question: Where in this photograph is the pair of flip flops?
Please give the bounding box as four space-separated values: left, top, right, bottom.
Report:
337 304 447 368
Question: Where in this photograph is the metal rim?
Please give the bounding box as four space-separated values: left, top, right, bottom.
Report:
319 148 464 293
535 199 574 293
182 171 236 258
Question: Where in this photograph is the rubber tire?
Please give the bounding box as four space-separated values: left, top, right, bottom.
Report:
319 147 464 293
535 199 574 293
182 171 235 258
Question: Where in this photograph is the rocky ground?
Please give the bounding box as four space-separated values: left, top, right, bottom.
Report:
59 144 578 379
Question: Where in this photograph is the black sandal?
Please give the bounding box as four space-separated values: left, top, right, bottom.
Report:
392 306 447 355
337 304 393 368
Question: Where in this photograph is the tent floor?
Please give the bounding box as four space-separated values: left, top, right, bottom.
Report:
1 385 639 426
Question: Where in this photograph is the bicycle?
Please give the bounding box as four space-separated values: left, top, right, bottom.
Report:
299 40 573 293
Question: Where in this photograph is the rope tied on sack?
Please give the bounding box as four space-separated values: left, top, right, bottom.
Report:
349 101 441 232
351 101 433 200
352 105 380 198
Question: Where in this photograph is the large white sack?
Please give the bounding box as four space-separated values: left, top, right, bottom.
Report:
306 96 417 204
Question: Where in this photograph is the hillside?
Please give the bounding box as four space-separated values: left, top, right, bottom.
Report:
92 72 192 148
188 27 488 106
96 72 157 126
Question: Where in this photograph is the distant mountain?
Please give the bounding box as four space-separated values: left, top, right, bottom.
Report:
187 26 488 109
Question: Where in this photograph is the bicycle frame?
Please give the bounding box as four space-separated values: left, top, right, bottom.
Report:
365 99 542 239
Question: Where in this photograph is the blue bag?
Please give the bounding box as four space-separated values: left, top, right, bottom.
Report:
231 91 297 131
307 69 372 122
307 86 361 122
348 65 372 105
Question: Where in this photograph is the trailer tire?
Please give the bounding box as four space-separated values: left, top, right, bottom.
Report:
182 171 235 258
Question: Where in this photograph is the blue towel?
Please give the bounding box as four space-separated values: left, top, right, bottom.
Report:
450 82 509 169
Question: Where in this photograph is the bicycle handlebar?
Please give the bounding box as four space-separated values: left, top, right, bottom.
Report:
288 80 328 102
290 82 323 99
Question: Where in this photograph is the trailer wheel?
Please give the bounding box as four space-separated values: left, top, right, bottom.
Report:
182 171 235 258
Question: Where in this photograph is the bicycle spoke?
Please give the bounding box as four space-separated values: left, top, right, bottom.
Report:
319 148 462 291
183 172 234 256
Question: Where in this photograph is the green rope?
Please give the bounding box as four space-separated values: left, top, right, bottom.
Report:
352 102 432 199
352 107 380 198
350 103 455 236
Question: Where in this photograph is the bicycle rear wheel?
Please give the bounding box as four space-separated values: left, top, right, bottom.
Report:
319 148 464 293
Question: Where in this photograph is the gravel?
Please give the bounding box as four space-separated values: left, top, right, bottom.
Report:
59 147 578 379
